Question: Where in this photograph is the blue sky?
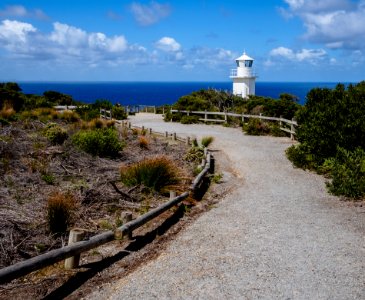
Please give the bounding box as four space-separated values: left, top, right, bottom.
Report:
0 0 364 82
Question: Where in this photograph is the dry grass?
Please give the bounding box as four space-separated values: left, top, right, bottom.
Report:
120 155 180 191
138 136 149 149
0 106 16 119
47 191 76 234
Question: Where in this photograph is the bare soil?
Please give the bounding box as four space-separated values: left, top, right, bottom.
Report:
0 118 206 298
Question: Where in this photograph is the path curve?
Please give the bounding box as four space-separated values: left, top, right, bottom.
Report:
96 114 365 299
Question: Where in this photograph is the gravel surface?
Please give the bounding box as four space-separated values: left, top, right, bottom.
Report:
92 114 365 300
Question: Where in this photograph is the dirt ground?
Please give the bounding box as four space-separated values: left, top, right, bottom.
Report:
0 118 224 299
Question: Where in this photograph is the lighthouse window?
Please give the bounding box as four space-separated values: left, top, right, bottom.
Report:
245 60 253 67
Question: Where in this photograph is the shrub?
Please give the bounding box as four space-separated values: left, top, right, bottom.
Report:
201 136 214 147
72 127 124 157
47 191 75 234
326 147 365 199
185 147 204 163
180 115 200 124
44 123 68 145
0 106 16 119
138 136 149 149
120 156 179 191
285 144 315 169
59 110 80 123
243 118 270 136
41 173 55 185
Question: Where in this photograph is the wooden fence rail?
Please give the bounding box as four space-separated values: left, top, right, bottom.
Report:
170 109 297 140
0 133 212 284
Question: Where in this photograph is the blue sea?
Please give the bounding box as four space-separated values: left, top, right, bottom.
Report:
19 82 344 106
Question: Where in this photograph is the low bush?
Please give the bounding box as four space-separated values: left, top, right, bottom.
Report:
201 136 214 147
243 118 270 136
285 144 315 169
0 107 16 120
47 191 75 234
72 127 123 157
59 110 80 123
326 147 365 199
44 123 68 145
138 136 149 149
185 147 204 163
120 156 179 191
180 115 200 124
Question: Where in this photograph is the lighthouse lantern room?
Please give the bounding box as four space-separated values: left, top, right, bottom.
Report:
230 52 257 98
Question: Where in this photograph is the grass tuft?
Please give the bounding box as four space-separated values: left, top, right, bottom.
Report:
201 136 214 148
120 156 179 191
47 191 75 234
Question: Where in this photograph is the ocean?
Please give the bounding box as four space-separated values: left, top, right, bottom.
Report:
19 82 344 106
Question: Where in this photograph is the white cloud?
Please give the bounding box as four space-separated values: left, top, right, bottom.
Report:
267 46 327 65
0 19 145 66
0 4 48 20
0 19 36 44
155 37 181 52
130 1 171 26
281 0 365 50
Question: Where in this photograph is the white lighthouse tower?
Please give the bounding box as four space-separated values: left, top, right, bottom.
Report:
230 52 257 98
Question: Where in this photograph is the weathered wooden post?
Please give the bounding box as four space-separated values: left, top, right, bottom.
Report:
205 109 208 121
149 128 152 135
162 106 165 115
204 147 208 157
169 190 176 200
142 126 145 133
186 136 190 145
165 131 169 139
154 106 156 114
173 132 177 141
187 111 190 116
224 112 228 123
121 211 133 240
291 118 295 140
241 114 245 123
128 122 131 129
64 229 85 269
279 115 283 127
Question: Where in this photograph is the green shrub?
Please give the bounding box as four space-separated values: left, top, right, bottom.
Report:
269 123 286 137
201 136 214 147
111 106 127 120
180 115 200 124
285 144 315 169
44 123 68 145
120 156 179 191
41 173 55 185
72 127 123 157
326 147 365 199
47 191 75 234
243 118 270 136
185 147 204 163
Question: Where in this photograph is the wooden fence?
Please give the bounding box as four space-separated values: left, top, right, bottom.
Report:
170 109 298 140
0 128 212 284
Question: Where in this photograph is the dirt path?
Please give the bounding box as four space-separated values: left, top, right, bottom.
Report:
92 114 365 299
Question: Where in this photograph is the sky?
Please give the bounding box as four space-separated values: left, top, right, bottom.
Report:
0 0 364 82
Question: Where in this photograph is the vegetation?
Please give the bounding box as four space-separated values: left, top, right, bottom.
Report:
242 118 285 136
120 156 180 191
201 136 214 148
44 123 68 145
47 191 75 234
164 89 300 125
286 82 365 199
72 127 124 157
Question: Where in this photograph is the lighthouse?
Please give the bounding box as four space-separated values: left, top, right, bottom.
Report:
230 51 257 98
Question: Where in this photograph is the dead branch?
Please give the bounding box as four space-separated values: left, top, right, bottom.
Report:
109 181 138 202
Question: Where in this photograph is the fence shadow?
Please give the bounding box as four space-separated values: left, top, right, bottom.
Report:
43 205 186 300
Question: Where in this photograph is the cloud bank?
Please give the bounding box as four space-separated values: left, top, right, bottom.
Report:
130 1 171 26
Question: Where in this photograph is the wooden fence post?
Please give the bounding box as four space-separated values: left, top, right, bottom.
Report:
121 211 133 240
242 114 244 123
162 107 165 115
173 132 177 141
224 112 228 123
64 229 85 269
186 136 190 145
205 110 207 121
165 131 168 139
154 106 156 114
279 115 283 127
291 118 295 140
149 128 152 135
170 190 176 200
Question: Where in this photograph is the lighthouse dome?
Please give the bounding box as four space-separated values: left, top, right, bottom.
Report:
235 52 254 67
235 52 254 62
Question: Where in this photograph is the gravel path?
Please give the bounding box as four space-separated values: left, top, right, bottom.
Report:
95 114 365 299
